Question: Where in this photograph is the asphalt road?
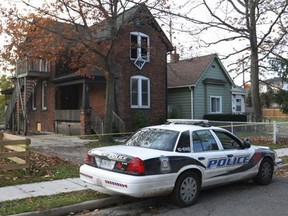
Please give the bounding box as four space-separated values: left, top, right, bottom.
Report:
85 176 288 216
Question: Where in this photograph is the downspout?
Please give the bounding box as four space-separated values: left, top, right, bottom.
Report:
189 86 194 119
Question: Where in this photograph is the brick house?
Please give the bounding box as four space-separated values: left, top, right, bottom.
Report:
3 4 173 135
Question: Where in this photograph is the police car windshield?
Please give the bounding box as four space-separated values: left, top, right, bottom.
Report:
124 128 179 151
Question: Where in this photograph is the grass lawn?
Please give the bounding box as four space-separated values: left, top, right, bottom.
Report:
0 190 109 215
0 150 110 214
0 151 80 187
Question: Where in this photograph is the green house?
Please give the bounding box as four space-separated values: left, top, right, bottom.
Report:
167 53 235 119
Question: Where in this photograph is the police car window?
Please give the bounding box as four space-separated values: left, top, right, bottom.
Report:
192 130 219 152
176 131 191 153
213 130 241 150
124 128 179 151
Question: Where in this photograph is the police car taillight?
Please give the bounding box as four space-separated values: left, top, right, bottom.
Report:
85 154 95 164
125 157 145 175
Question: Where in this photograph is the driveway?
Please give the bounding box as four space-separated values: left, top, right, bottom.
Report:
28 133 93 165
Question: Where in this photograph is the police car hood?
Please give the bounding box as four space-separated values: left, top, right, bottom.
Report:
88 145 174 161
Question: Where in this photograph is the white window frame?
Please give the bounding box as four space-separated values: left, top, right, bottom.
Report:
39 58 48 72
210 96 222 113
130 32 150 62
130 75 150 109
41 81 47 110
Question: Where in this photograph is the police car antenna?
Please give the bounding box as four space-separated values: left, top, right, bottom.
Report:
166 119 210 127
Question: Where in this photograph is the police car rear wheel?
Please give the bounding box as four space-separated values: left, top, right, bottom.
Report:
172 172 200 207
254 158 274 185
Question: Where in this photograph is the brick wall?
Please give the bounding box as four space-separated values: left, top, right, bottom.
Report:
115 22 168 131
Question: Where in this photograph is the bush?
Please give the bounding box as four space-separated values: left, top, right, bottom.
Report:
203 114 247 122
133 111 149 130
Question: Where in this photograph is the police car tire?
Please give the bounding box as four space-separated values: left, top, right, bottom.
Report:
254 158 274 185
171 171 200 207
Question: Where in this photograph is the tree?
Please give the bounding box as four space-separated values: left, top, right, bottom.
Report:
0 0 167 140
166 0 288 121
274 89 288 114
0 75 13 123
269 55 288 113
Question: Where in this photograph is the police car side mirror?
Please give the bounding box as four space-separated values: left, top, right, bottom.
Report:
242 139 251 149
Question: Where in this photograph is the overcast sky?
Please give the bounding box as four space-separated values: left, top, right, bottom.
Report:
0 0 258 86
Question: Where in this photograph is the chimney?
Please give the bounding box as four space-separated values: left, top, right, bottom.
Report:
170 47 179 63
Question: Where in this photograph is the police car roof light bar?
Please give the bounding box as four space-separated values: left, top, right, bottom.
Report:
166 119 210 127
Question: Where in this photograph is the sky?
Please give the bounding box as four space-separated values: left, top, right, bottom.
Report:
0 0 279 86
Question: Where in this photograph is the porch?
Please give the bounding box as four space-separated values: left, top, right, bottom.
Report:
54 110 125 136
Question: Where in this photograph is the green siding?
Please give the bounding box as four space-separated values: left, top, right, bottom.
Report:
167 88 191 119
168 58 233 120
194 59 232 118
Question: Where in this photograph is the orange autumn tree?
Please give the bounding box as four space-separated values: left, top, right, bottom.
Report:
0 0 169 140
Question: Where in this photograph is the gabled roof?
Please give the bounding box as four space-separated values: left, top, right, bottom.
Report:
91 3 173 51
168 53 234 88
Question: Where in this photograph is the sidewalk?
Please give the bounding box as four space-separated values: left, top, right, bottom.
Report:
0 177 115 203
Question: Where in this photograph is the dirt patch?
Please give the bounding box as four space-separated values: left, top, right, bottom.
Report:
33 145 90 165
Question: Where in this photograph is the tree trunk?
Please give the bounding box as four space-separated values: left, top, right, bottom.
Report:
248 0 262 122
103 72 115 142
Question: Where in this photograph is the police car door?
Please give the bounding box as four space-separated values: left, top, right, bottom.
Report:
191 129 229 187
212 129 254 182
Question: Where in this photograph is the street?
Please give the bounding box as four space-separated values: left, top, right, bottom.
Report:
83 176 288 216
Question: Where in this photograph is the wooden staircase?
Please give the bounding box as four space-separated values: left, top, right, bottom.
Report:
4 78 37 132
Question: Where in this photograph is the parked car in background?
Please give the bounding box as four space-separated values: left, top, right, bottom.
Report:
80 119 282 207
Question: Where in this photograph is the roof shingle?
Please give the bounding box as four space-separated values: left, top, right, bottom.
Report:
168 54 217 88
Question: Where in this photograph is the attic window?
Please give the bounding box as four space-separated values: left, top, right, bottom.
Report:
211 65 216 68
130 32 150 66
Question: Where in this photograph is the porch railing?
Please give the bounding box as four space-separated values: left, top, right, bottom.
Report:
55 110 81 121
16 58 50 77
54 110 125 134
91 112 104 135
112 111 126 133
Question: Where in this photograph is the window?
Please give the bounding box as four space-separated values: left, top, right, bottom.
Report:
192 130 219 152
130 32 150 62
131 76 150 108
41 81 47 110
39 59 48 72
210 96 222 113
236 98 242 112
32 84 36 110
124 128 179 151
176 131 191 153
213 130 241 150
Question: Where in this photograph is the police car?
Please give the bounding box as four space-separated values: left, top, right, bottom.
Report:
80 119 282 207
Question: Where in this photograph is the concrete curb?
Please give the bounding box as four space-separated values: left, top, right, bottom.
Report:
278 163 288 169
14 196 134 216
12 164 288 216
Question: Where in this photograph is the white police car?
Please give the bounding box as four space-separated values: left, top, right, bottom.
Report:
80 119 282 207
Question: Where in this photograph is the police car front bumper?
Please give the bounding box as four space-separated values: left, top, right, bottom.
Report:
274 158 283 171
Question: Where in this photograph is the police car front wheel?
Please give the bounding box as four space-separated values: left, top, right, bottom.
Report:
171 171 200 207
254 158 274 185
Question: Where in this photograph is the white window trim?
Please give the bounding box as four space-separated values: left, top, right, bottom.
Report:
130 75 150 109
39 59 48 72
41 81 47 110
210 96 222 113
130 32 150 62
